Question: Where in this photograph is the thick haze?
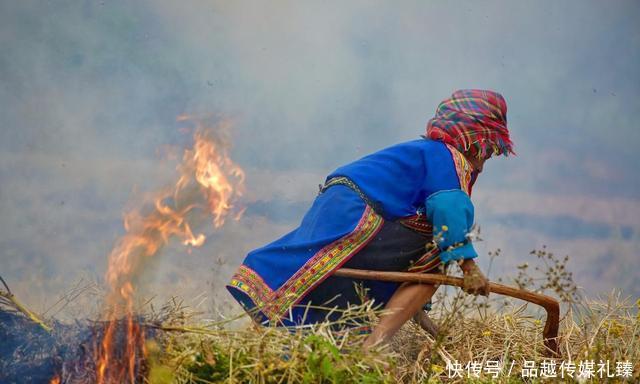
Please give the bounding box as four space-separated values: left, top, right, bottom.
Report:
1 1 639 315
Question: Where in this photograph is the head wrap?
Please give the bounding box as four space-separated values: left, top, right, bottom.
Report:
425 89 514 159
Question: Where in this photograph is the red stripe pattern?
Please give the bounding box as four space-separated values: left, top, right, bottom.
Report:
426 89 514 159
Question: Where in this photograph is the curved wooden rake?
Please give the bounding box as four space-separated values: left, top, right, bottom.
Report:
334 268 560 356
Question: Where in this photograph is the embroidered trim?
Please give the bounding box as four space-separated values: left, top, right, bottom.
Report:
407 245 441 273
397 214 433 235
265 205 384 320
444 143 473 195
228 265 274 310
320 176 383 215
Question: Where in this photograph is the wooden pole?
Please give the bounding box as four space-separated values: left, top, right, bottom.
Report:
333 268 560 356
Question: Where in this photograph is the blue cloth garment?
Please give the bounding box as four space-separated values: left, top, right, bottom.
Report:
426 189 478 263
327 139 466 220
227 139 479 325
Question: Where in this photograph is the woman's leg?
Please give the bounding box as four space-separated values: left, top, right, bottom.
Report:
363 282 438 350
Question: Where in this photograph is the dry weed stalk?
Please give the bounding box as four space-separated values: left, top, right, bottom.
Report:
0 275 52 332
150 248 638 383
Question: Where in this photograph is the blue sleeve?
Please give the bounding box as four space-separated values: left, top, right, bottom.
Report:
425 189 478 264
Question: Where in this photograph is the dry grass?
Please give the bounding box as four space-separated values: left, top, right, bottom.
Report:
392 292 639 383
148 249 640 383
148 301 394 383
147 290 639 383
5 248 638 383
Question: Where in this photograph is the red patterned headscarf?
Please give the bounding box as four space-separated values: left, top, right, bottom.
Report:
426 89 514 159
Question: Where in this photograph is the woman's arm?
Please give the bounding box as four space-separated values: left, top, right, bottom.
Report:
426 190 489 296
364 189 488 350
426 189 478 263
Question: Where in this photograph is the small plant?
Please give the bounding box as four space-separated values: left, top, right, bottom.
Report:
513 246 580 304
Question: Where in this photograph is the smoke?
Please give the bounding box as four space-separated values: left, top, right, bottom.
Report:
1 0 639 312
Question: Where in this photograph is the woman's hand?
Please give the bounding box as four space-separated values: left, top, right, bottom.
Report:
459 259 490 296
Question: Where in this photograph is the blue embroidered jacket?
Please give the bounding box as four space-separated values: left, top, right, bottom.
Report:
227 138 479 323
326 139 478 263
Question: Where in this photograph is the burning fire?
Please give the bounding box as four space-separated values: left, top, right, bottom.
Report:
95 117 245 383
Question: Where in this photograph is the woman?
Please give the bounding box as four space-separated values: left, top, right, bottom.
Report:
227 89 514 347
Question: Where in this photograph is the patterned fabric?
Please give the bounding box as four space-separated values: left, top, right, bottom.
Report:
301 216 442 325
426 89 514 159
227 203 384 322
227 138 481 326
265 205 384 320
228 265 273 310
397 214 433 235
444 143 475 195
397 143 474 235
407 245 441 273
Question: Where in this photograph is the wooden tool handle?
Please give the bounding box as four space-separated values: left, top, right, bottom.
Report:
333 268 560 356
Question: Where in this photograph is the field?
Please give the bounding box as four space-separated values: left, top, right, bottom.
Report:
2 249 638 383
147 250 640 383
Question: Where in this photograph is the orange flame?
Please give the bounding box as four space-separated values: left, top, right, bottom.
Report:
49 376 61 384
95 117 245 383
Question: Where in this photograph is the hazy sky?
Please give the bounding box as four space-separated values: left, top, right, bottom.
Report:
1 1 639 315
